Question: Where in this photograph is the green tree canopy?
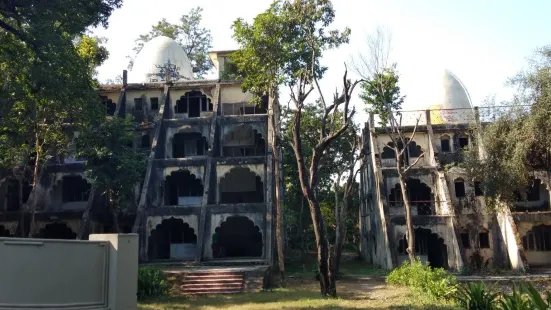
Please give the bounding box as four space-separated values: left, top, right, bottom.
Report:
76 117 147 213
465 47 551 209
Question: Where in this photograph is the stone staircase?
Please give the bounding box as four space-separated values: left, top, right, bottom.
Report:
166 270 246 295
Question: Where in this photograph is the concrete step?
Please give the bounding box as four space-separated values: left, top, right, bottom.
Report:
182 286 243 292
183 275 243 280
184 290 243 295
181 283 243 289
182 278 244 284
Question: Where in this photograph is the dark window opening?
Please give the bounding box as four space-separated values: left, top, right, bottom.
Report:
189 97 200 118
150 97 159 110
175 98 188 114
460 233 470 248
175 91 212 117
62 176 91 202
527 179 541 201
441 138 450 152
148 218 197 260
213 216 262 258
134 98 143 111
455 179 466 198
172 132 208 158
36 222 76 239
219 168 264 203
459 136 469 149
479 232 490 248
0 225 12 237
101 96 116 116
6 179 30 211
222 127 266 157
522 225 551 251
165 170 203 206
474 181 483 196
141 134 150 149
515 179 542 202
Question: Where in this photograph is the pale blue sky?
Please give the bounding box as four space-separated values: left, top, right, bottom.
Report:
94 0 550 115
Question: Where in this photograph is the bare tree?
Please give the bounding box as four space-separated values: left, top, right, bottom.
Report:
354 27 424 263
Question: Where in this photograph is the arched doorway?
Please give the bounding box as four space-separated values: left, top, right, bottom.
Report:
37 222 76 239
397 228 448 269
213 216 262 258
148 218 197 261
219 168 264 203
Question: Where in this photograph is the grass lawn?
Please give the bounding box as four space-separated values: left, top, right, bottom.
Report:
138 278 458 309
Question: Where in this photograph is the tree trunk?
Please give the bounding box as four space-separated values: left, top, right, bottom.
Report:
77 186 96 240
299 196 305 265
108 190 120 233
269 91 285 286
398 172 415 263
27 149 41 238
18 177 25 237
112 209 120 233
306 196 336 297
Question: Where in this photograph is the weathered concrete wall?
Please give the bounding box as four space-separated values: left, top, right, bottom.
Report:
0 234 137 310
497 209 526 271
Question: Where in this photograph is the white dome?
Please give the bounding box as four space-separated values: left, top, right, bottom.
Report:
129 36 194 83
426 69 474 124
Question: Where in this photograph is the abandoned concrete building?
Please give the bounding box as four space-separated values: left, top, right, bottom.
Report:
359 69 551 272
0 36 276 264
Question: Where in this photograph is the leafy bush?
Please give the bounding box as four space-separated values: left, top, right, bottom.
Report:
386 259 457 300
454 281 551 310
137 266 170 300
456 282 499 309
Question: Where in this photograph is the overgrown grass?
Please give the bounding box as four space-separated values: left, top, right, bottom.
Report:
386 259 458 300
138 278 457 310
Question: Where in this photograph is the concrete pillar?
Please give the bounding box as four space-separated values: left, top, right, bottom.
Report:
89 234 138 310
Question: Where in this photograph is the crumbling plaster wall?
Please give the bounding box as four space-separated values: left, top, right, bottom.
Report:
125 89 164 119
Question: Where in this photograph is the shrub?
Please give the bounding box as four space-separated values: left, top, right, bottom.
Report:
456 282 499 310
454 281 551 310
386 259 457 300
137 266 170 300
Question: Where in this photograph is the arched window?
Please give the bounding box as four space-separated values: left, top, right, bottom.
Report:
454 178 465 198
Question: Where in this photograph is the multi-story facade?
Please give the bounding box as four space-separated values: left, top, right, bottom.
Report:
359 70 551 271
0 36 276 264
